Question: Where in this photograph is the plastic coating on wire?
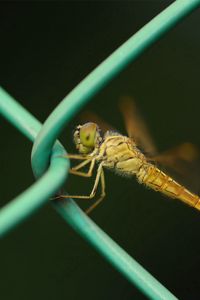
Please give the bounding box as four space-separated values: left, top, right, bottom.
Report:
1 1 200 299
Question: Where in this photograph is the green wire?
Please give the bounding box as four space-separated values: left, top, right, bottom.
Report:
1 1 200 299
54 199 179 300
0 88 69 235
0 88 178 300
32 0 200 178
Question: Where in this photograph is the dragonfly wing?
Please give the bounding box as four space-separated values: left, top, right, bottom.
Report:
150 143 199 166
149 143 200 194
119 96 157 156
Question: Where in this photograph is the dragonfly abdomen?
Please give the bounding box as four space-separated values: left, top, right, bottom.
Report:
137 164 200 211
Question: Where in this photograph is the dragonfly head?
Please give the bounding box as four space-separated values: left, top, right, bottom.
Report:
74 122 102 154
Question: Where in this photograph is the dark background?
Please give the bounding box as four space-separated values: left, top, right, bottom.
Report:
1 1 200 300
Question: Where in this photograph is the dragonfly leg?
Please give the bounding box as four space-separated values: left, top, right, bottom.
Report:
54 163 103 201
61 154 91 160
61 154 95 177
50 159 96 201
85 168 106 214
70 159 96 177
71 159 92 171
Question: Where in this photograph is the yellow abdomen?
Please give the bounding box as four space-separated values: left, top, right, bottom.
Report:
137 164 200 211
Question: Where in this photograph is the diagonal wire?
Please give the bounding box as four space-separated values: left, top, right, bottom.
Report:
32 0 200 178
0 88 178 300
1 1 200 299
0 88 69 235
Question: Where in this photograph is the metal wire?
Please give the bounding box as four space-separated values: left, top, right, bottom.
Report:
31 0 200 178
1 1 200 299
0 88 69 235
0 87 178 300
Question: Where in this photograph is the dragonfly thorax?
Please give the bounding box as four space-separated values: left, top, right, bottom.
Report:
74 122 102 154
97 133 146 176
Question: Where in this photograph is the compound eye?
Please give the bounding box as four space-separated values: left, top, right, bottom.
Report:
79 122 97 147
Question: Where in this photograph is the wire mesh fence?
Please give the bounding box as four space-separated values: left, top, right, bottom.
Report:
1 1 200 299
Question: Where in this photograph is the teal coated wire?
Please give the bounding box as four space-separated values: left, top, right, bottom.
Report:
0 89 41 141
0 154 67 236
0 88 69 235
32 0 200 178
1 1 200 299
0 87 178 300
54 199 178 300
29 1 200 298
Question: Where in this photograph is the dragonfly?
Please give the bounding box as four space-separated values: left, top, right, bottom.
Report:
57 96 200 214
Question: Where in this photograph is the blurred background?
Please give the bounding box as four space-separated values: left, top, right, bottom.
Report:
1 1 200 299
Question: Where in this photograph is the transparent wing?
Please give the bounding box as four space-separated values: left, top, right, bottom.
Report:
119 96 157 156
150 143 199 168
149 143 200 194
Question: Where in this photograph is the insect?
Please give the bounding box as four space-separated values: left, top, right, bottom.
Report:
57 96 200 214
